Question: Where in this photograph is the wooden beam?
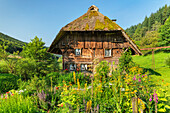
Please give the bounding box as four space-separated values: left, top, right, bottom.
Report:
140 46 170 50
121 31 142 55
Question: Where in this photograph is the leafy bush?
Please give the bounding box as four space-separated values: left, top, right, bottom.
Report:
15 58 36 80
95 60 110 80
0 74 19 93
0 60 9 73
119 50 136 73
20 76 47 95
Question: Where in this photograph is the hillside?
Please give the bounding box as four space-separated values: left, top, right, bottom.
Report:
0 32 26 53
126 4 170 49
133 52 170 94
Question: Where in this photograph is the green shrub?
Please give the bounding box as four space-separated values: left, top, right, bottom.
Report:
95 60 110 82
119 50 135 73
0 74 19 93
20 76 47 95
95 60 110 77
165 56 170 68
0 60 9 73
15 58 36 80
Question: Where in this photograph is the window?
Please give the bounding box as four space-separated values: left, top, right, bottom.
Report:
62 41 65 45
70 64 76 71
75 49 81 56
105 49 111 57
81 64 87 71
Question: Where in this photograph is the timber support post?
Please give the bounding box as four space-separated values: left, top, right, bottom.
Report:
62 54 65 70
152 49 155 70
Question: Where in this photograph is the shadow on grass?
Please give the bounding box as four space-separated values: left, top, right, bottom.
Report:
145 68 161 76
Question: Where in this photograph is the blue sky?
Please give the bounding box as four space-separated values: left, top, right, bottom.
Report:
0 0 170 46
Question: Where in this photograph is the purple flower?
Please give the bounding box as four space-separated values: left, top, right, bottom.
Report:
145 75 147 76
153 93 158 103
133 76 136 80
138 74 140 76
149 96 152 101
138 78 141 82
142 75 144 77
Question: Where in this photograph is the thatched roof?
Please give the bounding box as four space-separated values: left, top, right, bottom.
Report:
61 5 123 31
47 5 142 55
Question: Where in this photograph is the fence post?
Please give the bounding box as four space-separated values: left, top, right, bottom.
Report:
132 97 138 113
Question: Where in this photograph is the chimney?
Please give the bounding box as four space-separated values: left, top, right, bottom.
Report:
112 19 117 22
88 5 99 11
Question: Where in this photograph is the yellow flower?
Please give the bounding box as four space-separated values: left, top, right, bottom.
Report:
134 90 137 93
125 89 130 91
125 92 129 95
131 92 135 94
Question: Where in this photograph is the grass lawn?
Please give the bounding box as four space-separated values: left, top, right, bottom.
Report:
133 52 170 94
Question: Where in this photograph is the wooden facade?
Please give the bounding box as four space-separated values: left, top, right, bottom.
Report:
47 5 142 71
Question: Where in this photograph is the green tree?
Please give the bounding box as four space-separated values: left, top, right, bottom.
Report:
140 31 159 48
163 4 168 24
21 36 48 61
142 16 148 30
151 21 161 31
20 36 59 78
158 16 170 50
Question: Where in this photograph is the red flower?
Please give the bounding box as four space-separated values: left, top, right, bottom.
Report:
11 94 14 96
56 87 59 90
5 97 7 99
77 69 79 71
6 92 9 94
65 69 68 71
61 104 63 107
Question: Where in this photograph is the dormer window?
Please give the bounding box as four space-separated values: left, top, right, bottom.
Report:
75 49 81 56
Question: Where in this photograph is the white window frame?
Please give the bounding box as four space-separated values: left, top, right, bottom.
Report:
81 64 88 71
70 64 76 71
105 49 111 57
75 49 81 56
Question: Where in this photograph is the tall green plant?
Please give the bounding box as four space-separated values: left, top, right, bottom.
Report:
95 60 110 81
119 50 135 73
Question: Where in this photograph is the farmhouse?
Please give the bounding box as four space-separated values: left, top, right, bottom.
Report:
47 5 142 71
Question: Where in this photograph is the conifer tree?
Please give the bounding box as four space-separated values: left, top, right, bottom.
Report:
158 16 170 50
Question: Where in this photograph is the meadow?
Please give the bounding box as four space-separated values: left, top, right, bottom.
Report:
133 52 170 94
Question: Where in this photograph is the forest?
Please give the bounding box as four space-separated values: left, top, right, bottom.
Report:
126 4 170 50
0 32 26 53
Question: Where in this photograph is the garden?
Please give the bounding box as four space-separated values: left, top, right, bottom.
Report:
0 37 170 113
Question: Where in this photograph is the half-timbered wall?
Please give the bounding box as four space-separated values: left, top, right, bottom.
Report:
56 31 135 71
